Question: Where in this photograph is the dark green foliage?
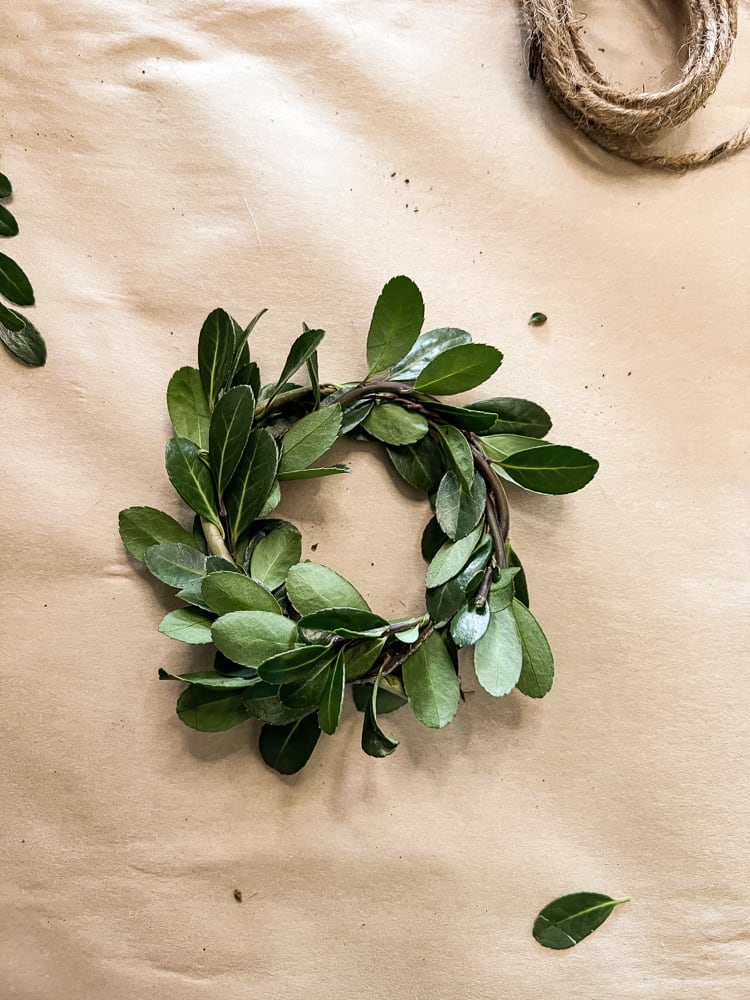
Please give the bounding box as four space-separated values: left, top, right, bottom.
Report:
0 174 46 366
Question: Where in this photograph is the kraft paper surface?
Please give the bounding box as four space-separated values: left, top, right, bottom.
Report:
2 3 749 997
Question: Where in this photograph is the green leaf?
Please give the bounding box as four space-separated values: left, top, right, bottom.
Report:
143 542 207 588
276 464 350 481
421 516 448 561
249 525 302 590
528 312 547 327
158 608 214 644
422 401 497 433
259 715 321 774
450 603 490 647
481 434 553 463
268 327 325 401
436 424 474 494
456 535 493 590
425 525 483 588
318 650 345 735
435 469 486 540
352 676 407 715
208 385 256 495
212 610 298 668
165 437 221 526
176 686 250 732
258 644 332 684
533 894 630 950
279 656 332 710
343 638 385 681
366 275 424 375
279 404 342 473
402 632 460 729
232 360 261 397
197 308 236 408
286 562 370 615
206 556 239 574
119 506 197 562
387 435 444 494
361 670 400 757
362 403 429 445
487 566 521 613
297 608 388 637
258 479 281 518
389 327 472 381
506 544 529 607
242 681 310 725
425 577 467 625
167 367 211 449
0 173 11 198
202 571 281 615
498 445 598 495
340 398 373 433
0 251 34 307
469 397 552 438
158 668 254 689
0 204 19 237
307 349 320 408
473 605 523 695
224 429 279 545
0 309 45 366
511 598 554 697
414 344 502 395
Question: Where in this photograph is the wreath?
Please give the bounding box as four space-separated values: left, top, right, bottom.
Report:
119 276 598 774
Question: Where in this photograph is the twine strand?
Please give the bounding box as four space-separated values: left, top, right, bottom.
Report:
522 0 750 169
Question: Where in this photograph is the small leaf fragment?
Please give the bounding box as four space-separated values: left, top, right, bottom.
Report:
528 312 547 327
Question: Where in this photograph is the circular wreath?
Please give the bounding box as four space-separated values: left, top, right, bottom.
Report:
119 277 598 774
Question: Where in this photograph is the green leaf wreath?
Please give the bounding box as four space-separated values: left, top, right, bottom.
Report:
119 276 598 774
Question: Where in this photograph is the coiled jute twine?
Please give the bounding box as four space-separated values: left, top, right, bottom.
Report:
521 0 750 169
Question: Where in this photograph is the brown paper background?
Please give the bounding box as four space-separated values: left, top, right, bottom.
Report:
2 2 749 997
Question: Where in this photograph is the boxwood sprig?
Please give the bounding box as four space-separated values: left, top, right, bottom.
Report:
119 276 599 774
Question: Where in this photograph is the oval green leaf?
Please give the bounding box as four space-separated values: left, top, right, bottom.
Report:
202 571 281 615
425 525 483 588
158 668 254 689
165 437 221 526
208 385 256 495
176 686 250 732
387 434 444 494
279 404 342 473
158 608 214 644
143 542 207 589
435 469 486 540
212 610 298 668
414 343 502 395
366 275 424 375
362 403 429 445
119 506 196 562
259 714 321 774
469 397 552 437
0 251 34 306
0 309 46 366
258 644 332 685
402 631 460 729
473 604 523 695
167 367 211 449
276 464 350 481
198 307 236 408
0 173 11 198
450 603 490 647
481 434 553 463
511 598 554 698
533 893 630 950
224 428 279 545
498 445 599 495
389 327 472 381
318 650 345 735
286 562 370 615
343 638 385 682
0 204 19 237
249 526 302 590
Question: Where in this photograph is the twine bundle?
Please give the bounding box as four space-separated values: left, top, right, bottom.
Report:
521 0 750 169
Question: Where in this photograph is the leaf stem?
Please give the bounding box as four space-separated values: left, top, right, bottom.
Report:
200 517 234 562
